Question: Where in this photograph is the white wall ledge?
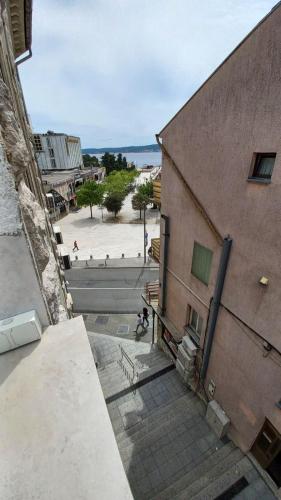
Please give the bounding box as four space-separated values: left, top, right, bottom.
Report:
0 316 132 500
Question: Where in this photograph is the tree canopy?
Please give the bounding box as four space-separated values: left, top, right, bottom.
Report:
131 180 153 218
103 192 124 217
101 152 130 175
82 154 99 169
76 181 105 218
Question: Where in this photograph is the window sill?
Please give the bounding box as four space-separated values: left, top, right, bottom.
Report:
184 326 200 347
247 177 271 185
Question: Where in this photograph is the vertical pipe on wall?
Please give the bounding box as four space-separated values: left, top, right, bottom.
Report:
159 214 169 316
201 236 232 381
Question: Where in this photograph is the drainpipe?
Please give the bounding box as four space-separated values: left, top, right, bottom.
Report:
159 214 169 315
200 236 232 381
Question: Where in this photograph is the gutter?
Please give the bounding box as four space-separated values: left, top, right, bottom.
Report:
201 236 232 381
16 48 32 66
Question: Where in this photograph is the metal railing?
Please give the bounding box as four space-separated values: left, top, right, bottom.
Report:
118 345 138 390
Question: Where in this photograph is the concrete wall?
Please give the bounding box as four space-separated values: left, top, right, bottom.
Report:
159 5 281 449
0 235 49 325
37 134 83 170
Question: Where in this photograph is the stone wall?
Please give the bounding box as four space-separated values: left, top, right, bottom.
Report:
0 1 68 324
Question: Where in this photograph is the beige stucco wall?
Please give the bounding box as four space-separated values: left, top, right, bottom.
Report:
159 5 281 449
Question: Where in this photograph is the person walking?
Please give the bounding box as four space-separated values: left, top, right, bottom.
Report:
142 307 149 328
134 313 143 334
73 240 79 252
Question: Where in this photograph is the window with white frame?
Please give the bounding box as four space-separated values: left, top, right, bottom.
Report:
187 307 203 345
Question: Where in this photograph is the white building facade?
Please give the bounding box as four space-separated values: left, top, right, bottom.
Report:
34 132 83 171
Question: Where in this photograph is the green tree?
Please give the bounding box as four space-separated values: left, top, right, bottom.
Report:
104 169 138 197
132 191 146 219
82 154 99 169
131 180 153 216
101 152 116 175
76 181 104 219
103 192 124 217
122 156 127 169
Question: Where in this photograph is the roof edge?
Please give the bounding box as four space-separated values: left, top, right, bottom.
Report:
159 2 281 136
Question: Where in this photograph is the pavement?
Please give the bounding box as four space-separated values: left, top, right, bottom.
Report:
85 323 277 500
58 169 161 261
83 313 153 343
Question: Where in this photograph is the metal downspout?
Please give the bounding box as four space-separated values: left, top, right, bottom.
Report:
201 236 232 381
159 214 169 316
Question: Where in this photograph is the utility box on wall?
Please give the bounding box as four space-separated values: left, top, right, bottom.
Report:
206 400 230 438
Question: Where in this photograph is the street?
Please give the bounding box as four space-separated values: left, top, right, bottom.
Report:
66 266 159 313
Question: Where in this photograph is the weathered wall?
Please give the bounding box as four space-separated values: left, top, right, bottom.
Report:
0 2 68 324
160 5 281 449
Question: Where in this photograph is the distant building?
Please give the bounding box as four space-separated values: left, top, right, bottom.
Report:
157 2 281 487
33 131 83 171
42 167 105 219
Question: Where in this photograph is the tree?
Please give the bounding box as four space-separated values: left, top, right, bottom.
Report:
122 156 127 169
132 191 146 219
82 154 99 169
101 152 116 175
103 192 124 217
131 180 153 217
76 181 104 219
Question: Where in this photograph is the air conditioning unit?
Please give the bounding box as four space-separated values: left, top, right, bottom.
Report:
0 310 42 354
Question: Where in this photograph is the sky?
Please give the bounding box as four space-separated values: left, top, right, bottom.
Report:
19 0 278 148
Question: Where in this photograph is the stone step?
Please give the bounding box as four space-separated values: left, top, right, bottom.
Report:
119 405 215 463
116 391 201 446
174 447 244 499
150 441 236 500
187 456 253 500
234 477 276 499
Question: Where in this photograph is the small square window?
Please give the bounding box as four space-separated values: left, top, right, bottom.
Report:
191 242 213 285
250 153 276 180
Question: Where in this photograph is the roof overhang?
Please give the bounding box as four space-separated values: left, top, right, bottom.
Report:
8 0 32 58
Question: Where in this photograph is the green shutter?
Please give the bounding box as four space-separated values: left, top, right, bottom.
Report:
191 242 213 285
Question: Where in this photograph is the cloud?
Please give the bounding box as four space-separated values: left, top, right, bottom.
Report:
19 0 277 147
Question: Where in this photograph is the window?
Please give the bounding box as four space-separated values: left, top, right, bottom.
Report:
34 135 43 152
186 307 203 345
49 148 55 157
51 159 57 168
46 137 51 147
191 242 213 285
250 153 276 180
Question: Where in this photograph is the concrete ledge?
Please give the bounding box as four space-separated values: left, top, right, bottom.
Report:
0 316 132 500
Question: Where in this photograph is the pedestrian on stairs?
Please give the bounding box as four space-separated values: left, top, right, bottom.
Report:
134 313 144 334
142 307 149 328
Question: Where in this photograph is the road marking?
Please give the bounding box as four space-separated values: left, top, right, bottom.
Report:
68 287 143 291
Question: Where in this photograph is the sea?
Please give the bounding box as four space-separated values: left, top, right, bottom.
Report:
92 152 161 168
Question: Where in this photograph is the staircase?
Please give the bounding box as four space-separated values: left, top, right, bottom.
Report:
106 372 276 499
92 333 276 499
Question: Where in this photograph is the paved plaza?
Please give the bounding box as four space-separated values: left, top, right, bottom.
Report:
85 324 276 500
58 170 161 261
